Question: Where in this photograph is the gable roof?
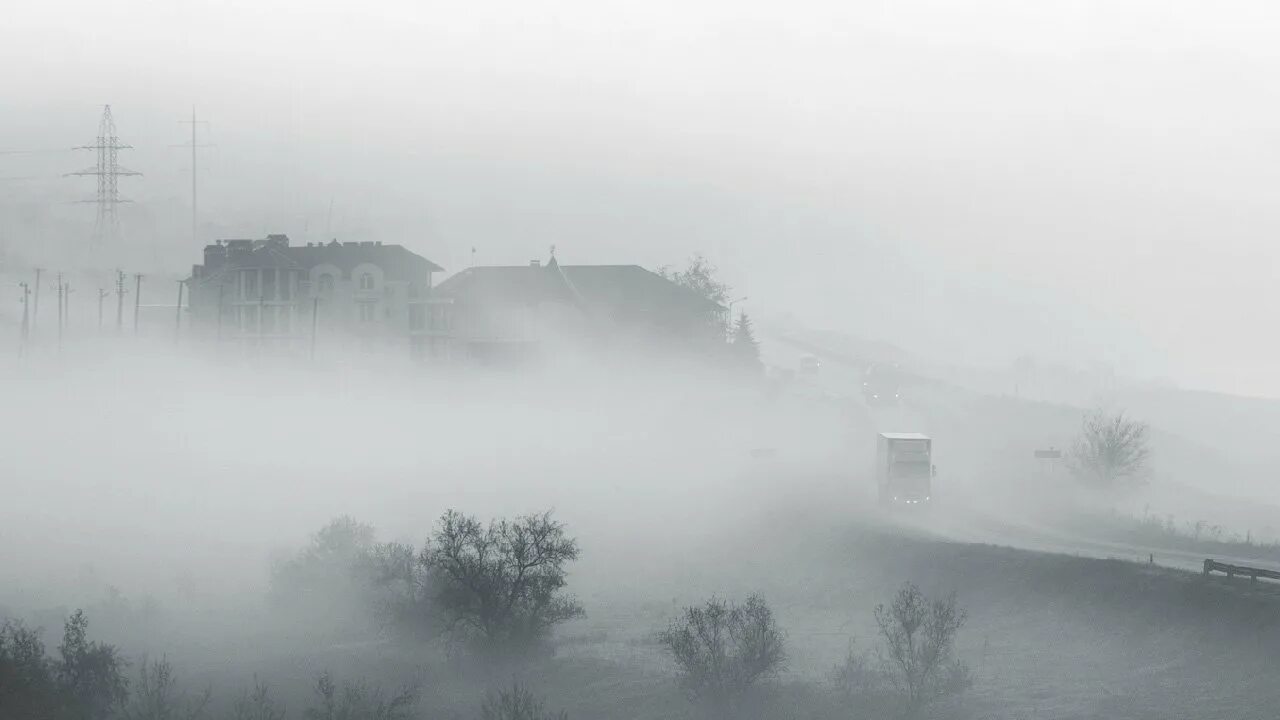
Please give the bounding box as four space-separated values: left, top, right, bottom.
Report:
434 261 725 314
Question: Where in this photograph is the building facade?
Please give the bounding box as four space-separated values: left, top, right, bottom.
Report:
188 235 450 358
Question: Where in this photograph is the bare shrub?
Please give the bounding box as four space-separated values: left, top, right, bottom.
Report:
231 677 285 720
422 510 583 659
480 683 568 720
304 671 415 720
659 594 787 715
829 638 877 703
874 584 972 714
1067 408 1151 487
121 657 210 720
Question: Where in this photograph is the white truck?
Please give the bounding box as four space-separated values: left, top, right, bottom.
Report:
876 432 935 506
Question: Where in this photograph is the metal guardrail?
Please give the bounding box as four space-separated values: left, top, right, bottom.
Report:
1203 559 1280 583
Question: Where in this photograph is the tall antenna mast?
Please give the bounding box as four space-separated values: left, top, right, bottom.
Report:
69 105 141 244
176 107 213 246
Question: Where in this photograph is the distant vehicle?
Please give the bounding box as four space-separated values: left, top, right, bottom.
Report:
876 432 935 506
862 364 902 406
799 355 821 376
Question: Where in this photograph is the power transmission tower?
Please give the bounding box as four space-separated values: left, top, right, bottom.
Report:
69 105 141 244
175 107 213 246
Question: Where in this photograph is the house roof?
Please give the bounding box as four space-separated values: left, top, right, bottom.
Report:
288 241 444 281
434 259 725 314
880 433 931 441
194 236 443 284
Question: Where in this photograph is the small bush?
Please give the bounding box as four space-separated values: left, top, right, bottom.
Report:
121 656 210 720
231 677 285 720
480 683 568 720
659 594 787 715
269 517 382 630
304 671 415 720
873 584 972 715
829 638 877 702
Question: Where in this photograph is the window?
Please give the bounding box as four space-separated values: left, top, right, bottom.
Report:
359 302 376 323
360 273 375 291
318 274 335 298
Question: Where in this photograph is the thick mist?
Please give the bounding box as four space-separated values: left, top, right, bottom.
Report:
6 2 1280 718
9 0 1280 393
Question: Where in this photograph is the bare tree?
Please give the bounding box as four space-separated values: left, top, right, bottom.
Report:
874 584 972 715
1067 408 1151 486
421 510 583 658
658 594 787 716
480 683 568 720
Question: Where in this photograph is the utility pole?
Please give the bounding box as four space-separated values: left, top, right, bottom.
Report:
175 108 213 246
56 273 64 350
63 281 72 329
133 273 143 334
215 282 224 342
174 280 184 338
32 268 42 331
98 288 108 330
310 296 319 361
18 282 30 355
115 270 126 331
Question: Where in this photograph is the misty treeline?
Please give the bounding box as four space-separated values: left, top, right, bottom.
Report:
5 508 975 720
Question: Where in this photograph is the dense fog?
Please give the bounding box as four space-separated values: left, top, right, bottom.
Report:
6 1 1280 719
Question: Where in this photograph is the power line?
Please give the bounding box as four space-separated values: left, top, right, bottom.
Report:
67 105 141 244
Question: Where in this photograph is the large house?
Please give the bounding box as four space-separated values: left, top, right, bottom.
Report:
188 234 450 358
433 255 726 363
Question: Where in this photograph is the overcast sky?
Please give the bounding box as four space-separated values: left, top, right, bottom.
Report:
4 0 1280 395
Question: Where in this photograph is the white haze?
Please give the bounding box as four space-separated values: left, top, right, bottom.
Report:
5 0 1280 395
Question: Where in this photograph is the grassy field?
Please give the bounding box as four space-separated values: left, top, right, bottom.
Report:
84 505 1279 720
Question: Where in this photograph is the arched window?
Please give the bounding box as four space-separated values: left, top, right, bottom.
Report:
360 273 375 291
